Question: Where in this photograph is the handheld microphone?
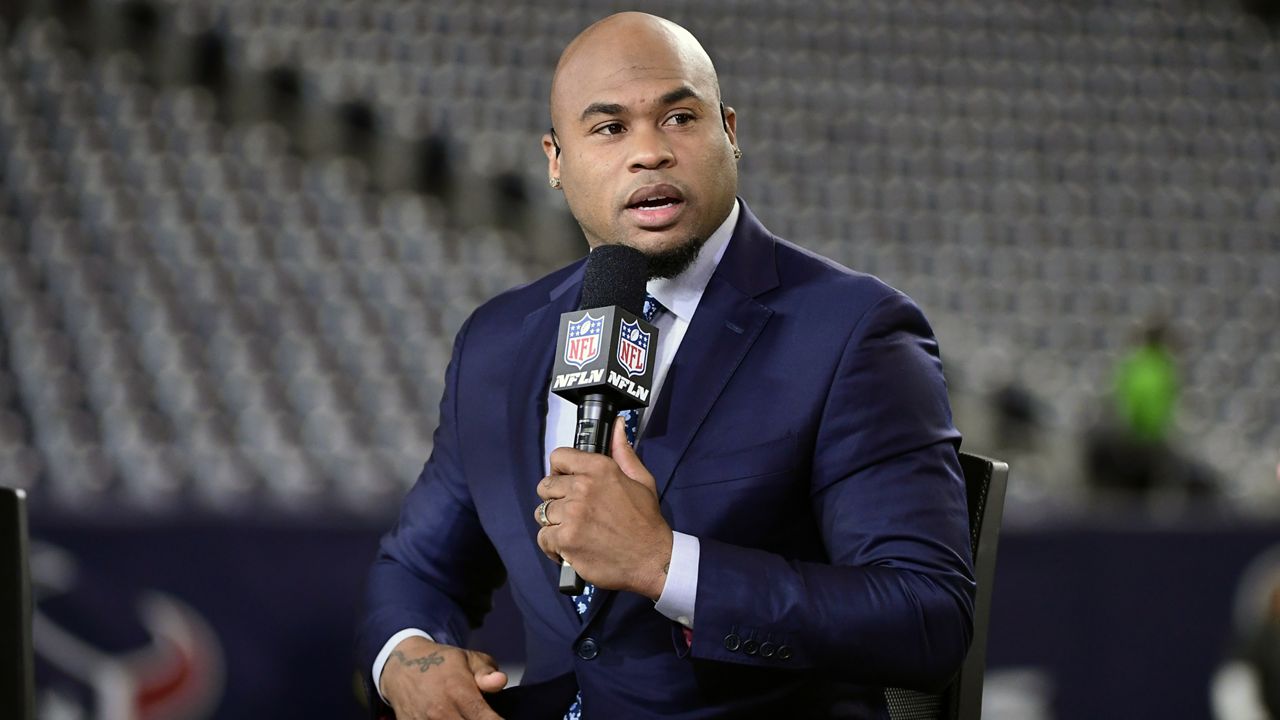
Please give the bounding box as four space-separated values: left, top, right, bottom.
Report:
550 245 659 594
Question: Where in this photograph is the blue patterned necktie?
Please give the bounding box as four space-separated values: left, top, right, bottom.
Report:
565 293 664 720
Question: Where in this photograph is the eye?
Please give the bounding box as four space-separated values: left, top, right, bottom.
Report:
664 112 696 126
594 122 626 136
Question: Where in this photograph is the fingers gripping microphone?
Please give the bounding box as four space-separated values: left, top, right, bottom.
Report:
550 246 659 594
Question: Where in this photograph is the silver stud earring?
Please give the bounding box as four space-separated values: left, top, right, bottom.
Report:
733 147 742 160
549 177 561 188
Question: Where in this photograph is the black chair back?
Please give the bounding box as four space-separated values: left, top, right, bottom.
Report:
884 452 1009 720
0 486 34 720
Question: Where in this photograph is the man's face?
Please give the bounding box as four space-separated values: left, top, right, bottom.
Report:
543 27 738 267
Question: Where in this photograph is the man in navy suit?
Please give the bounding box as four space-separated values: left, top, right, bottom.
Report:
359 12 974 719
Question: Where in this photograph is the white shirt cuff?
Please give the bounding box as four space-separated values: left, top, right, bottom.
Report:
372 628 434 702
653 532 699 628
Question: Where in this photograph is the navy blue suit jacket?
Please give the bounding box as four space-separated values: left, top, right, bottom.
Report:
358 203 974 719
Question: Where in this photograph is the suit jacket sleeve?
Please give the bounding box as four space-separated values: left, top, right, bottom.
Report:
689 290 975 691
357 314 507 706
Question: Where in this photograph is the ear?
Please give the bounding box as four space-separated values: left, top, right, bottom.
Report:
720 104 738 152
542 131 561 186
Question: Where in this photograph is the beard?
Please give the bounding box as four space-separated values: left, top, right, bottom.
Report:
642 234 708 279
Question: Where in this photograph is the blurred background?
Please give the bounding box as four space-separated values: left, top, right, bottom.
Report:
1 0 1278 717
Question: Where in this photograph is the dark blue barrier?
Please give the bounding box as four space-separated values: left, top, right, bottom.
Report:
28 515 1278 719
987 517 1279 719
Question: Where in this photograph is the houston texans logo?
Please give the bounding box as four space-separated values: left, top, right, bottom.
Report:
30 544 224 719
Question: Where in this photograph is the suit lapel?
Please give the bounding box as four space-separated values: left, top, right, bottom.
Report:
508 267 584 627
641 201 780 500
577 280 772 633
580 202 779 632
641 283 772 500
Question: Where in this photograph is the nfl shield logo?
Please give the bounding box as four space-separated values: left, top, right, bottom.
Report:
565 313 604 368
617 319 650 376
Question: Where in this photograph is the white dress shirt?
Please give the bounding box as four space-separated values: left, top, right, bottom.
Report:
373 201 740 696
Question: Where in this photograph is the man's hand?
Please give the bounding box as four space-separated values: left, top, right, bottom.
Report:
536 418 673 600
379 636 506 720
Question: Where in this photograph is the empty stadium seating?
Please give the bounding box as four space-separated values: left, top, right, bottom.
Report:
1 0 1277 516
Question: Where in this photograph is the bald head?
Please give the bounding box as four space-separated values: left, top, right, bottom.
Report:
541 12 739 268
550 12 721 130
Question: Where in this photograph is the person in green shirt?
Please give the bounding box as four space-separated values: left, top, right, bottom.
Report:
1086 321 1213 496
1114 324 1179 444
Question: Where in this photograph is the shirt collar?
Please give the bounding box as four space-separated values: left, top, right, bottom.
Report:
646 199 739 322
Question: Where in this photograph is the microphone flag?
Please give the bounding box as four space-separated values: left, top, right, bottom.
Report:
551 306 658 408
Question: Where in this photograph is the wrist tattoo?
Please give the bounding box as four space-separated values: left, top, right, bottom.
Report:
390 649 445 673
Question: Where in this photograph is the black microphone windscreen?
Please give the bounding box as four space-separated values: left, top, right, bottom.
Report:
580 245 647 315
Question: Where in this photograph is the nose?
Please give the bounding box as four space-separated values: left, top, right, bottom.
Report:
627 128 675 171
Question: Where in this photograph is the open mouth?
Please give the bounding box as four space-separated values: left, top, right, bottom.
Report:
627 195 683 211
625 185 686 228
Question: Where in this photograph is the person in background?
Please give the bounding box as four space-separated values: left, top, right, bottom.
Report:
1087 320 1216 498
1213 550 1280 720
1114 322 1179 447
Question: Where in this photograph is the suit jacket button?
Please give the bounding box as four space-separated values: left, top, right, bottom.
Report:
742 639 759 656
723 633 741 652
777 645 792 660
759 641 776 658
577 638 599 660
